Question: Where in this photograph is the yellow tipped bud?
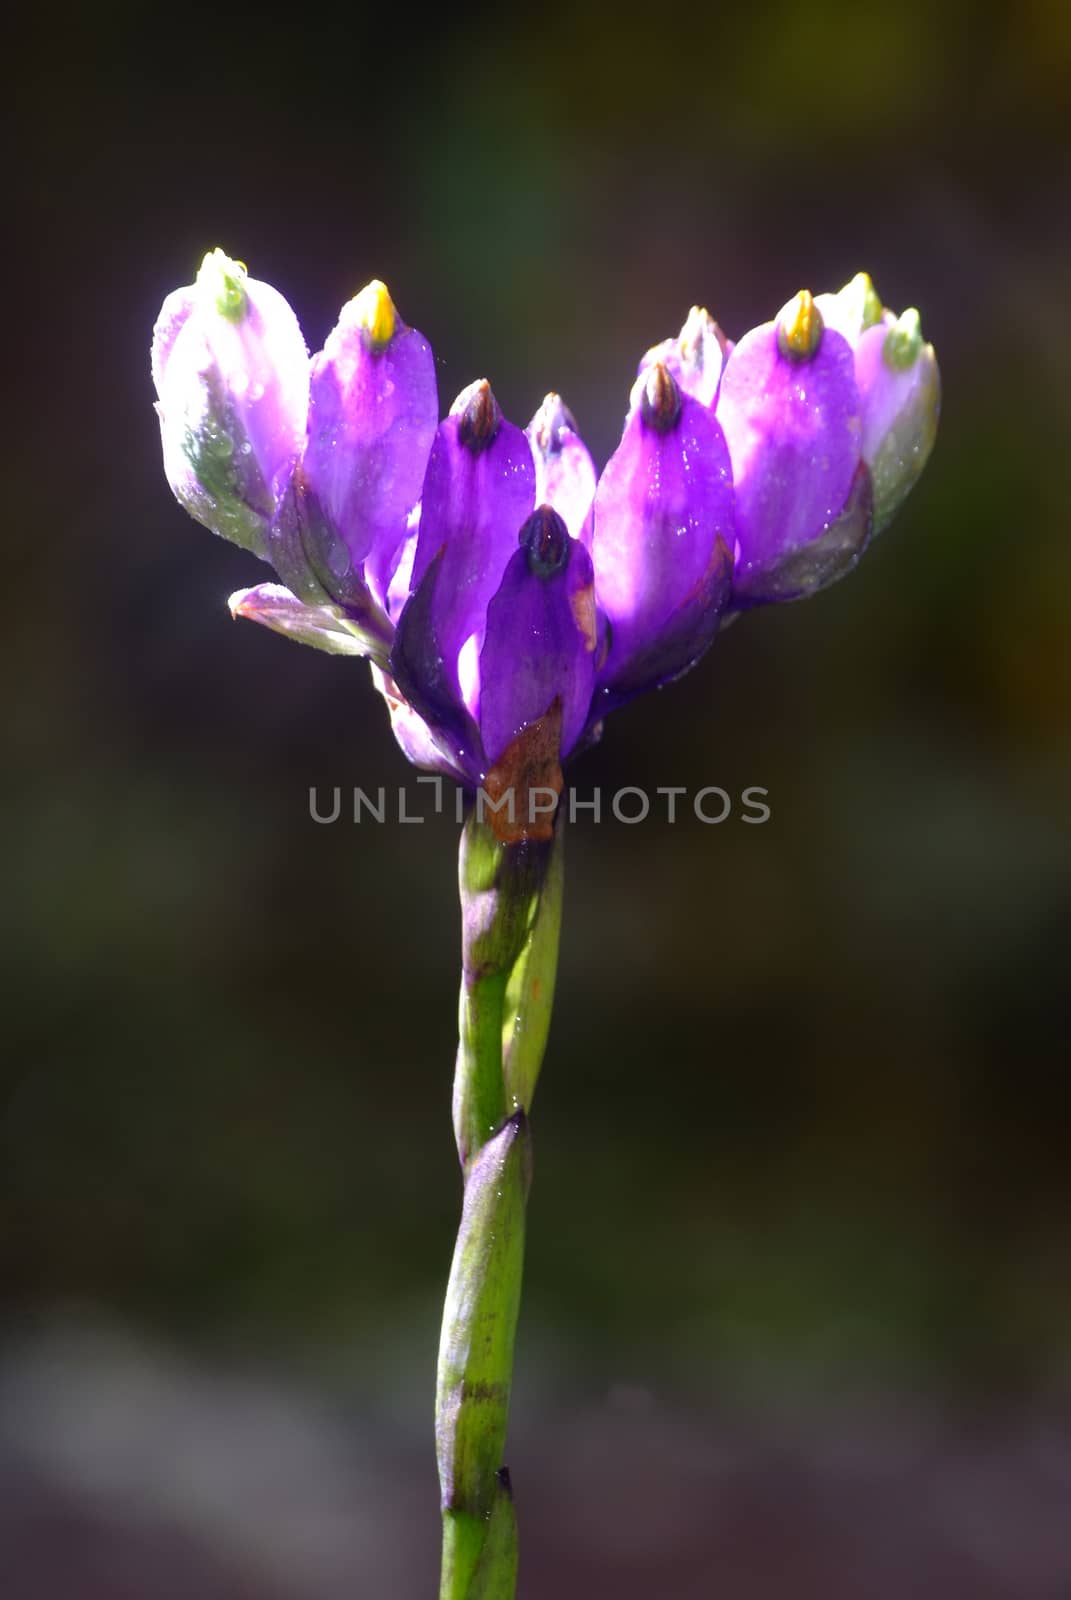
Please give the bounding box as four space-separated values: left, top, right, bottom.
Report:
198 247 249 322
353 278 397 351
777 289 823 360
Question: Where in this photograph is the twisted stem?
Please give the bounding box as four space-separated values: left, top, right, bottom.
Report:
436 805 564 1599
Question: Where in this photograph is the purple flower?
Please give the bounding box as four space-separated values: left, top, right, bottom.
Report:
153 255 939 816
152 249 309 558
854 309 941 534
715 289 871 606
391 383 595 790
591 363 734 702
302 280 438 611
479 507 596 769
815 274 941 532
265 280 438 651
408 380 537 695
526 393 596 547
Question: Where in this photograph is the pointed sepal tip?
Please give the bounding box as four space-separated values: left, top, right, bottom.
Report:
777 289 824 360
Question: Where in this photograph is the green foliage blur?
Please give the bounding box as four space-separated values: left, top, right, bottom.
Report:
7 0 1070 1421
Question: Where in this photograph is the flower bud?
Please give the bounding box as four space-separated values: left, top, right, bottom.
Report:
635 305 732 408
302 278 438 609
814 271 888 346
151 249 309 557
405 381 536 708
716 296 865 604
480 511 596 767
526 394 596 546
593 378 734 697
854 309 941 533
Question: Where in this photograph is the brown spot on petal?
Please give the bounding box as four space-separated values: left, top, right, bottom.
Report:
483 700 564 845
570 580 597 651
680 532 734 613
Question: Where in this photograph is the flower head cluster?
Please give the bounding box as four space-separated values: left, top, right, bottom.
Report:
153 252 939 826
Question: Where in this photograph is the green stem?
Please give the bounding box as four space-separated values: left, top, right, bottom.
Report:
436 805 564 1600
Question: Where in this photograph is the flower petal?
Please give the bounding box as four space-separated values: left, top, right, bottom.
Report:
150 287 195 393
153 250 309 555
228 582 388 658
855 311 941 534
303 280 438 607
729 460 872 607
408 380 536 694
478 507 596 767
716 297 862 598
526 393 596 546
592 366 735 696
370 665 472 782
390 545 485 783
266 466 391 635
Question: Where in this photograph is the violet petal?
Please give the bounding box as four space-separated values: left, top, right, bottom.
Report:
592 368 735 696
478 507 597 767
716 308 862 599
370 665 473 783
266 466 391 642
526 393 596 547
855 312 941 534
153 250 309 556
408 381 536 686
390 546 485 784
303 281 438 609
729 460 873 607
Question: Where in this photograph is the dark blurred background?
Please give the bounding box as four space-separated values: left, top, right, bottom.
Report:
6 2 1071 1594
